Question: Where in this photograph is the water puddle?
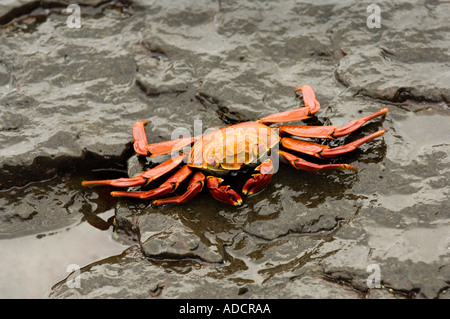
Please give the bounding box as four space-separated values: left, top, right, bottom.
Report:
0 209 130 298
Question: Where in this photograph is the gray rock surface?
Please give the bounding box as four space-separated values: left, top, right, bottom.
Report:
0 0 449 299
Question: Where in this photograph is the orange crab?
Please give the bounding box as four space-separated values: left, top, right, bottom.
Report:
82 85 388 206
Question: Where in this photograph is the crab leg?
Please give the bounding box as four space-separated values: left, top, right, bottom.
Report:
257 85 321 124
277 108 388 138
81 154 186 187
279 150 358 172
242 159 274 195
207 176 243 206
110 165 192 199
281 129 386 158
152 172 205 206
133 120 196 157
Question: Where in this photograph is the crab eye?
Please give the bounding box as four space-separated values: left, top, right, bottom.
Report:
207 156 216 167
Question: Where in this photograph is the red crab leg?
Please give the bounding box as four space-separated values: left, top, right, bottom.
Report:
277 108 388 138
279 150 358 172
280 129 386 158
110 165 192 199
242 159 274 195
152 172 205 206
257 85 321 124
81 154 186 187
207 176 243 206
133 120 196 157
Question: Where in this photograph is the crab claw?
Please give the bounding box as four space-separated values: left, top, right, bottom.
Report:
207 176 243 206
242 159 274 195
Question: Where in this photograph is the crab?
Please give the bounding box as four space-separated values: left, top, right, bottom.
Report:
82 85 388 206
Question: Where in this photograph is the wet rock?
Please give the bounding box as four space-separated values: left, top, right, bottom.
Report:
139 211 223 264
244 192 358 240
278 276 362 299
115 202 223 263
335 46 450 103
0 0 139 188
1 0 449 299
334 2 450 104
49 245 240 298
